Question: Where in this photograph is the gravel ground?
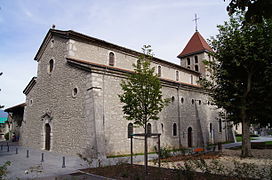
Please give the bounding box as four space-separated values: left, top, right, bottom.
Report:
222 149 272 159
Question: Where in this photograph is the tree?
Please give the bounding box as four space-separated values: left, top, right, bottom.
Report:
202 13 272 157
225 0 272 23
119 45 168 174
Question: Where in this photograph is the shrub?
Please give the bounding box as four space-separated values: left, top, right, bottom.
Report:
0 161 11 179
154 146 172 159
4 132 9 141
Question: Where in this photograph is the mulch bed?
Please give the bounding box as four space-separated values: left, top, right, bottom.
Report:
81 163 248 180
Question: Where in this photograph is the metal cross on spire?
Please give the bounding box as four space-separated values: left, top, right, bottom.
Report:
193 13 200 32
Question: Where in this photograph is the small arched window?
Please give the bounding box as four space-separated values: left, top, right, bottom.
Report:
171 96 175 102
147 123 151 134
128 123 133 138
161 123 164 133
158 66 161 77
176 71 179 81
187 58 190 65
49 59 54 73
195 65 199 72
181 97 184 104
109 52 115 66
219 119 222 133
194 56 198 63
192 99 195 104
210 123 213 133
173 123 177 136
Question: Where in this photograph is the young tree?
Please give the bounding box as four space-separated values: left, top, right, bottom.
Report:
119 45 168 173
202 13 272 157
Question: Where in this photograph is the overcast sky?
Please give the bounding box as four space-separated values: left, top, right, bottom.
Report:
0 0 229 108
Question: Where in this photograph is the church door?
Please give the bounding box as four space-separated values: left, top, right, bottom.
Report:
188 127 192 147
45 124 51 151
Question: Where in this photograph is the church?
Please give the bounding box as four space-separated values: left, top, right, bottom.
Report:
19 28 234 158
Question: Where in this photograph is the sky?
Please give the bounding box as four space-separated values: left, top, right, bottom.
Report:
0 0 229 108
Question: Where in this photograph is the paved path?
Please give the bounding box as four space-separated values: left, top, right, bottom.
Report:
223 136 272 149
0 141 158 179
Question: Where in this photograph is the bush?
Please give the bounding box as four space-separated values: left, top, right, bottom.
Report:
4 132 9 141
154 146 171 159
0 161 11 179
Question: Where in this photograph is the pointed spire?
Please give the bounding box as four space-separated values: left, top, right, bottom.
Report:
177 31 213 58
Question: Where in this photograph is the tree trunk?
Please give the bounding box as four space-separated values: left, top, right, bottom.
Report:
241 71 253 158
144 122 148 175
241 115 252 157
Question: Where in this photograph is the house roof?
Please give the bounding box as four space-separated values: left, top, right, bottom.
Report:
4 103 26 113
177 31 213 58
34 29 199 75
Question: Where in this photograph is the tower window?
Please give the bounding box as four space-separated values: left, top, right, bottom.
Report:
192 99 195 104
173 123 177 136
158 66 161 77
109 52 115 66
194 56 198 63
49 59 54 73
181 97 184 103
176 71 179 81
195 65 199 72
187 58 190 65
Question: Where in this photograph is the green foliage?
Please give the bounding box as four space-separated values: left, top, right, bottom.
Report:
153 146 172 159
226 0 272 23
201 12 272 131
0 161 11 180
119 45 168 128
4 132 9 141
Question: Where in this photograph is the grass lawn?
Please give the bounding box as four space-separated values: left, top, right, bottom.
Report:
265 141 272 145
235 136 257 142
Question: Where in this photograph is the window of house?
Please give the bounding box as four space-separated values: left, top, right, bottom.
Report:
195 65 199 72
128 123 133 138
187 58 190 65
173 123 177 136
161 123 164 133
192 99 195 104
109 52 115 66
219 119 222 133
158 66 161 77
147 123 151 134
199 100 201 105
176 71 179 81
181 97 184 103
195 56 198 63
171 96 175 102
49 59 54 73
29 99 33 106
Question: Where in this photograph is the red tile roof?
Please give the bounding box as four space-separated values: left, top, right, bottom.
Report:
177 31 213 58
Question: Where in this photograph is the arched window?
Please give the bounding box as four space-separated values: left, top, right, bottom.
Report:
192 99 195 104
187 58 190 65
176 71 179 81
194 56 198 63
181 97 184 103
173 123 177 136
158 66 161 77
109 52 115 66
219 119 222 133
49 59 54 73
195 65 199 72
171 96 175 102
128 123 133 138
210 123 213 133
147 123 151 134
161 123 164 133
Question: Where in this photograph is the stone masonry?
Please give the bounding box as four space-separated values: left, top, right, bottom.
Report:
20 29 234 158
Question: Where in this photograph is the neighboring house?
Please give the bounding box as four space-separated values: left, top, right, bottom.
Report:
20 28 234 158
4 103 25 142
0 110 9 141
